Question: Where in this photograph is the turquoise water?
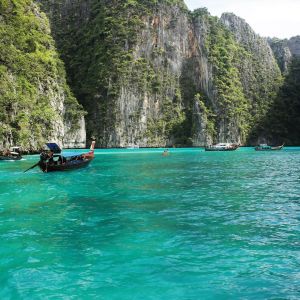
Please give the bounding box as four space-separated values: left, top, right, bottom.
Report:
0 147 299 299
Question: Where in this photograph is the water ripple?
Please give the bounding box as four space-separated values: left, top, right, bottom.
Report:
0 148 299 299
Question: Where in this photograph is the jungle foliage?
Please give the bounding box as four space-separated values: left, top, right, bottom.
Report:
39 0 187 145
0 0 83 149
256 58 300 144
1 0 299 147
191 9 283 144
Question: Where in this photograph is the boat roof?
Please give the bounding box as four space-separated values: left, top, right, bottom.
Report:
46 143 61 153
54 151 84 158
214 143 231 147
64 152 82 157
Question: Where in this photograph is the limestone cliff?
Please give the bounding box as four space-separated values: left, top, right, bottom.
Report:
0 0 85 151
37 1 289 146
185 10 282 144
39 0 191 147
288 36 300 57
268 38 292 73
266 36 300 145
220 13 282 143
269 36 300 73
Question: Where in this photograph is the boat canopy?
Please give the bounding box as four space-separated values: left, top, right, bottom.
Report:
211 143 232 148
46 143 61 153
61 151 83 158
258 144 271 148
10 152 20 155
10 146 20 151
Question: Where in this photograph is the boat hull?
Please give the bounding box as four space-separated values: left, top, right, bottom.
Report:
255 145 284 151
34 140 96 173
205 148 238 152
38 158 93 172
0 155 22 161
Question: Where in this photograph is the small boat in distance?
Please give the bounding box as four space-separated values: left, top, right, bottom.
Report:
24 141 95 173
255 144 284 151
126 145 139 149
0 146 22 161
205 143 239 151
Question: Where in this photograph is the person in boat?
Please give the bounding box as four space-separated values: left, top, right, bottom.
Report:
3 149 11 156
40 150 47 161
48 150 54 165
57 155 63 165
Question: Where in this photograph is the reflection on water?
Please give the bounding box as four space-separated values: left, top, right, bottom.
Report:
0 148 299 299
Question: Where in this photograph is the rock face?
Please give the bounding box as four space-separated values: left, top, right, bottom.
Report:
266 36 300 145
114 3 191 147
185 10 281 144
288 36 300 56
36 1 288 146
63 116 86 148
220 13 280 80
3 1 299 148
220 13 282 143
269 36 300 73
268 39 292 73
40 0 193 147
0 0 85 150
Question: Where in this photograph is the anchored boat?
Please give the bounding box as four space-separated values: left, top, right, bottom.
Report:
0 147 22 161
205 143 239 151
255 144 284 151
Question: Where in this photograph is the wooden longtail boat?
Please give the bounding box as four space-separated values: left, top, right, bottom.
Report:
38 141 96 172
38 141 95 173
254 144 284 151
24 141 95 173
0 147 22 161
205 143 239 151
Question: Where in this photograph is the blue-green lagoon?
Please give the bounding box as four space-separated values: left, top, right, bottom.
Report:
0 148 299 299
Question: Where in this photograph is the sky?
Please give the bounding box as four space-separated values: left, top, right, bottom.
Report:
184 0 300 39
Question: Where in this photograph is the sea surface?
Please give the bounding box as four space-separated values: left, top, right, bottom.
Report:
0 147 299 299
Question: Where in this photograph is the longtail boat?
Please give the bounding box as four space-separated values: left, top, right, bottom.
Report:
24 141 95 173
0 147 22 161
205 143 239 151
255 144 284 151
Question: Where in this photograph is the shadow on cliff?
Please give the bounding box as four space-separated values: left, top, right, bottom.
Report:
177 57 204 146
248 57 300 146
248 58 300 145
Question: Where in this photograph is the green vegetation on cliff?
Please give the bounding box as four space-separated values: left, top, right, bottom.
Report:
0 0 83 149
39 0 188 146
259 58 300 144
191 9 283 144
200 10 251 141
8 0 296 147
41 0 186 146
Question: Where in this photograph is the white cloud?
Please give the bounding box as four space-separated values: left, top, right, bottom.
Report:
184 0 300 38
